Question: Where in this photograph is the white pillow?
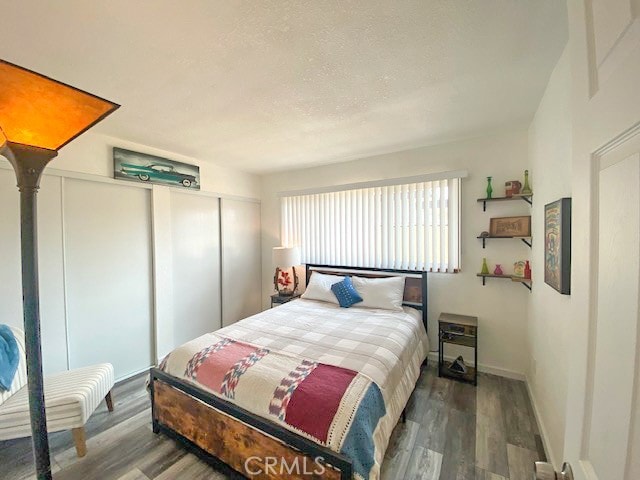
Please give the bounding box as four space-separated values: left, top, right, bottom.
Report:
351 275 406 311
301 271 345 304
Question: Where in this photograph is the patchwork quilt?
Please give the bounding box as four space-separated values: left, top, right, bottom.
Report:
159 299 428 480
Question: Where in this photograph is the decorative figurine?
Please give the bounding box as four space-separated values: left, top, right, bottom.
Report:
494 264 504 276
505 180 522 197
524 260 531 279
521 170 532 195
486 176 493 199
481 257 490 275
480 231 490 238
449 356 467 374
277 270 294 294
514 260 526 277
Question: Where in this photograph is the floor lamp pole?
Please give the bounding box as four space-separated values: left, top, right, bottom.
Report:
4 142 57 480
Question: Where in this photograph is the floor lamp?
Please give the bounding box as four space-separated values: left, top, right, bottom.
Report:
0 59 119 480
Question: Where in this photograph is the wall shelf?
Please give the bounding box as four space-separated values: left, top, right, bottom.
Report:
477 235 532 248
477 194 532 211
477 273 532 291
511 276 533 291
477 187 532 292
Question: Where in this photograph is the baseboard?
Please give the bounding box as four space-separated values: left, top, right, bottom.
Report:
525 375 558 470
427 352 525 381
115 365 153 384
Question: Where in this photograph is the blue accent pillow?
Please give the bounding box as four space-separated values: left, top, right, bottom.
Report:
331 277 363 308
0 325 19 392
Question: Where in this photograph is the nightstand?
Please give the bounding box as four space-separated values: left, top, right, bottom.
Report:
438 312 478 385
270 293 301 308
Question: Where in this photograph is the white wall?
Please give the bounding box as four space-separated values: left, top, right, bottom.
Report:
527 1 640 467
53 132 261 200
261 127 532 377
526 46 572 467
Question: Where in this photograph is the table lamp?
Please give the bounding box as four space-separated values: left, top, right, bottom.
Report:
0 59 119 480
272 246 301 296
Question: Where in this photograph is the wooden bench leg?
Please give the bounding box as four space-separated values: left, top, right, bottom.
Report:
72 427 87 457
105 390 114 412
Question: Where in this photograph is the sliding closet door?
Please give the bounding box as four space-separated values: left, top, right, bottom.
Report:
0 169 68 374
221 198 262 326
64 178 153 379
0 169 22 332
34 176 68 374
170 192 221 346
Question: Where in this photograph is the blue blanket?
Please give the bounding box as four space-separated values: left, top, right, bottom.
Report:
0 325 20 391
340 382 386 479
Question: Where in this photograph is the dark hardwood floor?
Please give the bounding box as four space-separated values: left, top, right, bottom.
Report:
1 365 545 480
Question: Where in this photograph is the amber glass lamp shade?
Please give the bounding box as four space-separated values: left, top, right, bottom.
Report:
0 59 119 150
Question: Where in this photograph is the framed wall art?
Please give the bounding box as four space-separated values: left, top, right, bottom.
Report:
544 198 571 294
113 147 200 190
489 216 531 237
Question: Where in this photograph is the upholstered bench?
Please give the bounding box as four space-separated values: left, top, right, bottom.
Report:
0 326 115 457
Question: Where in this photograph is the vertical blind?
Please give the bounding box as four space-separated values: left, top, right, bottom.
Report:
281 178 461 272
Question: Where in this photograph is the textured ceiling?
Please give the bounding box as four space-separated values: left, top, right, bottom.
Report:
0 1 567 173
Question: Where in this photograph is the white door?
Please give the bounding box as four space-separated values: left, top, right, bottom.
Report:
170 191 222 346
64 178 154 380
561 0 640 479
221 198 262 327
566 144 640 480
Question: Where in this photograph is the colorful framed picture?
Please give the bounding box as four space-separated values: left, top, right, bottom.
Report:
113 147 200 190
489 216 531 237
545 198 571 294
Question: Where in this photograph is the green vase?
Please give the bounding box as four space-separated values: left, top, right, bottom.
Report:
486 177 493 199
522 170 532 195
481 257 490 275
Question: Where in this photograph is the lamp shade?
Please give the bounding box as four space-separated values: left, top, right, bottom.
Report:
0 59 119 151
272 246 301 268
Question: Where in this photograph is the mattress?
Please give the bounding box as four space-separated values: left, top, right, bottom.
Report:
160 298 429 479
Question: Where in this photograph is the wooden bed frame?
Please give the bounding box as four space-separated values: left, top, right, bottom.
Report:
150 264 428 479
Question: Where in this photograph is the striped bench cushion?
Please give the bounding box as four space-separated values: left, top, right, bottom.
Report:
0 363 114 440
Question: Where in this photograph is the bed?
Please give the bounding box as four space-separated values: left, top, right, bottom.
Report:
150 264 429 480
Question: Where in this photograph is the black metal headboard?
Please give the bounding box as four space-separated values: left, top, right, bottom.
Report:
304 264 428 332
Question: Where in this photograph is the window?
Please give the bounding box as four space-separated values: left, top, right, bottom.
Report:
280 175 461 272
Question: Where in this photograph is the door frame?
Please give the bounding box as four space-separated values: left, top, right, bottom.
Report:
566 122 640 479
